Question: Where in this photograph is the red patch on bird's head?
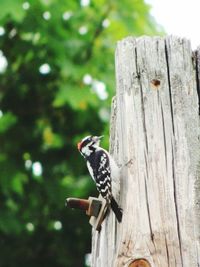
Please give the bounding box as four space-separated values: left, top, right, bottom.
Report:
77 142 82 151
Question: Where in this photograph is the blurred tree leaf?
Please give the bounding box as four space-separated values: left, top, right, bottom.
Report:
53 85 98 110
0 0 25 22
11 172 28 195
0 112 17 133
0 0 162 266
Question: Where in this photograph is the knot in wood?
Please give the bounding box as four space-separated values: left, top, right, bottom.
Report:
150 79 161 89
129 259 151 267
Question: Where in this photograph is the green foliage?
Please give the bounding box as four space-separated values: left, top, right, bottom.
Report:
0 0 161 266
0 112 17 133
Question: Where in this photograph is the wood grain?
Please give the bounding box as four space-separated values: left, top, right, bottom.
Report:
91 36 200 267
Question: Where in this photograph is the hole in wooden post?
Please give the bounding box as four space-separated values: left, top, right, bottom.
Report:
150 79 161 90
129 259 151 267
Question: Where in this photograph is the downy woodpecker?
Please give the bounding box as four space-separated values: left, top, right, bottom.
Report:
77 135 122 223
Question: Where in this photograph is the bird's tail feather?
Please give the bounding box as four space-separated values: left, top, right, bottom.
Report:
110 197 122 223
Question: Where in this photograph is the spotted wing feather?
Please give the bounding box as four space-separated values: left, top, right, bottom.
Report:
96 151 112 201
88 150 112 201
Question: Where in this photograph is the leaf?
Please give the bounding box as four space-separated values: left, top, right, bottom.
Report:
11 173 28 196
53 85 98 110
0 112 17 133
43 127 64 149
0 0 25 22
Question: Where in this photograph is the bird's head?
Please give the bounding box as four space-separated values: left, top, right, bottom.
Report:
77 135 103 157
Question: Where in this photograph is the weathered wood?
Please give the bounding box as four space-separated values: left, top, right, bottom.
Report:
91 36 200 267
195 47 200 239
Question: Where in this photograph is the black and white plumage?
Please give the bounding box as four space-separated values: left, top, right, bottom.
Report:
77 135 122 223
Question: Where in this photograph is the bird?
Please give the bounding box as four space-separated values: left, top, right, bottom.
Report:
77 135 122 222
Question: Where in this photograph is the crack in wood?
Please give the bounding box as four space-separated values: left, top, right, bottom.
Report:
171 147 184 266
164 41 175 136
144 151 149 180
195 50 200 115
164 235 170 267
144 177 154 244
160 102 168 171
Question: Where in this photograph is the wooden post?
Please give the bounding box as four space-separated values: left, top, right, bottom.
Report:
91 36 200 267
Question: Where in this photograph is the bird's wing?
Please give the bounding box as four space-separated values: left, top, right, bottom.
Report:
95 150 112 200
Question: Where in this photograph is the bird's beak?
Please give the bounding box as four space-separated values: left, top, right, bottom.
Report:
93 135 104 142
77 142 82 150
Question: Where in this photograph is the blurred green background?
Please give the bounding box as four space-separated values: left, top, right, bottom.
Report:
0 0 162 266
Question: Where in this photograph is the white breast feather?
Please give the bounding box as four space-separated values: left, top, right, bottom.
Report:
82 145 92 156
87 161 95 181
